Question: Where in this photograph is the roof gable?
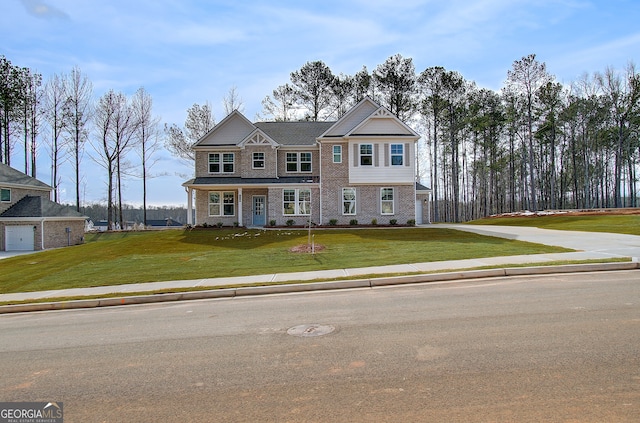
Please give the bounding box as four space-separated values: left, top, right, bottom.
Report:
0 163 52 191
194 110 256 147
347 107 419 138
238 128 279 148
321 97 379 137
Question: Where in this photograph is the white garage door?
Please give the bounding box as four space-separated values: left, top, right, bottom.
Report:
5 225 35 251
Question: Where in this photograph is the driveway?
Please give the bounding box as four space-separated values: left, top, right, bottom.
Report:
432 224 640 259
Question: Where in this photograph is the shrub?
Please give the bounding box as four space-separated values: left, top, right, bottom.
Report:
216 222 223 228
286 219 295 226
201 222 208 228
389 219 397 225
233 221 239 227
329 219 338 226
269 220 276 227
349 219 358 226
371 218 378 226
407 219 416 226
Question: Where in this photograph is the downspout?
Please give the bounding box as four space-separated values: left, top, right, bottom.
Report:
40 218 45 250
318 141 323 225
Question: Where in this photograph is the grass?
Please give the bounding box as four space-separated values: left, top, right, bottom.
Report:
469 214 640 236
0 257 629 307
0 227 571 294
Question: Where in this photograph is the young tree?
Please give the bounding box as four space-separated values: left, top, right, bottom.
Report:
65 66 93 212
373 54 417 121
131 87 160 226
290 60 335 121
164 102 214 163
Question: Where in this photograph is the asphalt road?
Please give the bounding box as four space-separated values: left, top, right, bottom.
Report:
0 271 638 422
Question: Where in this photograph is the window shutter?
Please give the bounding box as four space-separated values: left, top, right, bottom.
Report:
384 143 389 167
405 143 410 167
374 144 379 167
353 144 359 167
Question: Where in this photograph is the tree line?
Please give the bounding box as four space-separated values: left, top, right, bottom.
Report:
2 53 639 227
254 54 640 222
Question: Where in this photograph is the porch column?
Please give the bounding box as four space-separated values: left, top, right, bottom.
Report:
186 188 193 225
238 188 243 227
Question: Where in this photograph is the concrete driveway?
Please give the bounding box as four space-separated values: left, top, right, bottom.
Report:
432 224 640 259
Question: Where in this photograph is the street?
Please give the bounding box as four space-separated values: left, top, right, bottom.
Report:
0 271 638 422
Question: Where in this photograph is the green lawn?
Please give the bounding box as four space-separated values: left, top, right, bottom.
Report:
0 227 570 293
469 214 640 236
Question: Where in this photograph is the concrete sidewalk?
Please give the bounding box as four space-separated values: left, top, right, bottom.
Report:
1 225 639 310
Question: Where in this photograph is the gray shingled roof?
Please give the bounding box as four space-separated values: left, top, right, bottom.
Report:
255 121 335 146
0 196 85 218
0 163 52 190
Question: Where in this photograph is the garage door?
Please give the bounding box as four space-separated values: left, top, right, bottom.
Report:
5 225 35 251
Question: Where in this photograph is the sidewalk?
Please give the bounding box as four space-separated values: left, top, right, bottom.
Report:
1 225 639 310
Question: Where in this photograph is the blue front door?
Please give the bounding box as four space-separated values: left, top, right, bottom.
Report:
252 196 266 226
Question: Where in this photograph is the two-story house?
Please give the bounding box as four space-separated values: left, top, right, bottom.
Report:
183 98 430 227
0 163 86 251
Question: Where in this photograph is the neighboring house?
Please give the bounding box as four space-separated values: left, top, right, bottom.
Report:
183 98 431 227
0 163 87 251
146 218 183 229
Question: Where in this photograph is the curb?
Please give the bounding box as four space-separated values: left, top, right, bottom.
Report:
0 262 638 314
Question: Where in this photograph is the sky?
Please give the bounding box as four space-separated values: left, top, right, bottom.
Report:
2 0 639 208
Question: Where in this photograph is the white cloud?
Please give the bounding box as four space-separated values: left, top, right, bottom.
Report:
20 0 70 19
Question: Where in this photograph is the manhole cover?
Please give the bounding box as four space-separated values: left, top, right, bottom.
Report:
287 324 335 337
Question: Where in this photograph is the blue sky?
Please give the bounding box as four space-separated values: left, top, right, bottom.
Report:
2 0 639 207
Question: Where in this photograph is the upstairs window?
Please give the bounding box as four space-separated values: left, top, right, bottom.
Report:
390 144 404 166
209 153 235 173
253 152 265 169
286 152 312 173
300 152 312 172
333 145 342 163
286 153 298 172
0 188 10 202
360 144 373 166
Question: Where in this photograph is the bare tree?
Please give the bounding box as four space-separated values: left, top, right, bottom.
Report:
131 87 160 226
258 84 297 121
223 86 244 115
65 66 93 212
43 73 70 202
164 102 214 163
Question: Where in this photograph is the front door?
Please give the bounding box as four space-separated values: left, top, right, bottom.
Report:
252 195 266 226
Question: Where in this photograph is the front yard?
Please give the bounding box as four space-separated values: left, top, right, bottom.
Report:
0 227 570 293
